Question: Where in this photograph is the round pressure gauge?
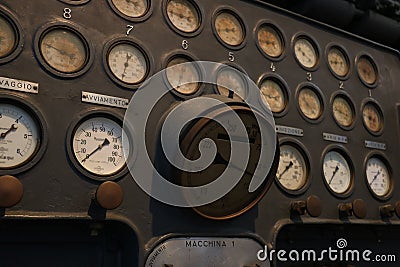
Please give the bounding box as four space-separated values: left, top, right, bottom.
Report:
216 67 247 100
362 102 383 134
276 144 308 192
327 46 350 78
259 78 286 113
357 55 378 86
323 150 352 195
214 11 245 47
0 15 16 58
39 27 88 74
257 24 284 58
0 103 41 169
166 0 200 33
332 94 354 128
110 0 149 18
107 42 148 85
71 116 127 177
298 87 323 120
294 37 318 69
366 156 391 198
166 56 201 95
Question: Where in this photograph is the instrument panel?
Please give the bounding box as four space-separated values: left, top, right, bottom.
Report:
1 0 400 266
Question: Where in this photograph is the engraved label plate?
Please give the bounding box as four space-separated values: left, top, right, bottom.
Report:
0 76 39 94
82 91 129 109
323 133 348 144
365 140 386 150
276 125 304 137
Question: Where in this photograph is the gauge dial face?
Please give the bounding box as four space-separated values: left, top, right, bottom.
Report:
328 47 349 77
0 103 40 169
333 95 354 127
298 87 322 120
257 25 283 58
276 145 307 191
216 68 246 100
72 117 127 176
111 0 148 18
294 38 318 69
108 43 148 85
366 157 391 197
0 16 16 58
357 56 377 85
362 103 383 133
166 0 200 33
40 28 87 73
166 57 200 95
323 150 352 194
214 12 244 46
259 79 286 113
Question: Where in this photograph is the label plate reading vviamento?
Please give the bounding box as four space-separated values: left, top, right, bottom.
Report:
82 91 129 109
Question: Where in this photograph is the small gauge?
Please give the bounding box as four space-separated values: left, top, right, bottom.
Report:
298 87 322 120
294 37 318 69
328 46 349 77
323 150 352 195
110 0 149 18
362 102 383 134
257 24 284 58
332 95 354 127
72 116 127 176
0 15 16 58
366 157 391 197
276 144 307 191
107 42 148 85
39 28 87 73
166 56 200 95
214 11 244 47
259 78 286 113
357 56 377 85
166 0 200 33
0 103 40 169
216 68 246 100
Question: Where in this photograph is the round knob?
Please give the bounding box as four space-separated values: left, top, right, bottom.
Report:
306 195 322 217
95 181 123 210
352 199 367 219
0 175 23 208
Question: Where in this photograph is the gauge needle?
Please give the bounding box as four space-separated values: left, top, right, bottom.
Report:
0 124 18 138
44 43 75 60
277 161 293 179
369 170 381 186
328 165 339 185
81 138 110 163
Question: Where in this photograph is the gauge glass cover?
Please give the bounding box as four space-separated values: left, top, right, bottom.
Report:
166 0 200 33
332 95 353 127
259 79 285 113
328 47 349 77
257 25 283 58
366 157 391 197
362 103 382 133
357 56 377 85
276 145 307 191
0 16 16 58
323 150 352 194
298 87 322 120
216 68 246 100
214 12 244 46
166 57 200 95
294 38 318 69
111 0 148 18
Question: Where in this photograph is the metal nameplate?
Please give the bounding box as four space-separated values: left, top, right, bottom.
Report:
365 140 386 150
323 133 348 144
276 125 304 137
0 76 39 94
145 237 269 267
81 91 129 109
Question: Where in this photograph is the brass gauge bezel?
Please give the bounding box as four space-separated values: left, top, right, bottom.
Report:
326 43 351 80
254 20 286 61
107 0 152 22
330 91 356 130
361 98 384 136
163 0 204 37
103 36 152 90
0 6 24 64
275 138 311 196
292 33 320 71
212 7 247 50
356 53 379 88
364 152 393 201
34 22 93 78
257 73 290 117
0 93 48 175
321 145 354 199
214 62 249 101
296 82 325 124
58 0 91 5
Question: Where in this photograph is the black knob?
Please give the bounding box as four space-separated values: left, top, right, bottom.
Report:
380 204 395 218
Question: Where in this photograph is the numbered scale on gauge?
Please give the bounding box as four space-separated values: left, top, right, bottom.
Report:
323 150 352 195
110 0 149 18
366 157 391 197
294 37 318 69
0 103 40 169
166 0 200 33
72 117 127 176
276 145 307 191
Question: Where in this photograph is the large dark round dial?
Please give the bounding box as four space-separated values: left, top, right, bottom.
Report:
179 104 278 220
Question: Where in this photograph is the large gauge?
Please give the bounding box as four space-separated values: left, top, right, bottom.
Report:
297 86 323 121
0 103 40 169
0 15 16 58
214 10 245 47
259 78 286 114
323 150 352 195
110 0 149 18
166 56 201 95
293 37 318 69
366 156 391 198
216 67 247 100
71 116 127 177
166 0 200 33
